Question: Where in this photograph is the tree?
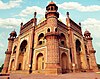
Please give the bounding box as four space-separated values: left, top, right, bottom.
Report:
0 64 4 72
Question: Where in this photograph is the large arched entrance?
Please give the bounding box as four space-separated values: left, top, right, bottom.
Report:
17 40 27 70
36 53 44 70
61 53 68 73
10 59 15 71
75 39 81 70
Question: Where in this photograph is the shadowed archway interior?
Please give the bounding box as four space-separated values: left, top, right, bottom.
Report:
17 40 27 70
36 53 44 70
75 39 82 70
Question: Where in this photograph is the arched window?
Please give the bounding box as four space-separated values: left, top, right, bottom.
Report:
55 28 57 32
47 28 50 32
60 33 67 47
47 7 50 11
20 40 27 53
61 41 64 45
51 6 53 10
76 39 81 53
13 46 17 54
85 45 88 55
38 33 44 45
10 59 15 71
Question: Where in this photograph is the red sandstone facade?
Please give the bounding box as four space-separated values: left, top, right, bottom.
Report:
2 1 98 74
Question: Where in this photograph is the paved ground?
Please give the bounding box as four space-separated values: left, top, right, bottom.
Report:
0 72 100 79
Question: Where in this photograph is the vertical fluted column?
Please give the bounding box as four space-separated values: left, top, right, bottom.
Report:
29 12 37 73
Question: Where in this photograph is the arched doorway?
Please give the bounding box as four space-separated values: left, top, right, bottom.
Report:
36 53 44 70
61 53 68 73
10 59 14 71
17 40 27 70
75 39 81 70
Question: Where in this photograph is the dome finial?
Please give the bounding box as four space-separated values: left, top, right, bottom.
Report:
34 12 37 18
20 22 23 27
84 29 91 37
49 1 55 5
10 30 17 38
79 22 81 26
67 12 69 18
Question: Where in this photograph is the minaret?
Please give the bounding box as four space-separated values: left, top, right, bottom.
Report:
45 1 61 74
20 22 23 32
84 30 98 71
2 30 17 73
66 12 70 27
32 12 37 26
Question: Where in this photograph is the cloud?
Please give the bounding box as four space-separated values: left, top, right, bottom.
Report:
0 0 22 9
18 6 45 17
0 18 23 28
59 12 66 23
58 2 100 12
81 18 100 64
0 42 4 48
81 18 100 38
0 32 6 40
95 42 100 48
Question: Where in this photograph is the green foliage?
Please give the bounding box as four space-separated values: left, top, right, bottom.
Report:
0 64 4 72
97 64 100 69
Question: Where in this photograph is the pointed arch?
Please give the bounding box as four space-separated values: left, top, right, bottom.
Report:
75 39 82 70
36 53 44 70
17 40 27 70
61 53 68 73
47 28 50 32
38 33 45 45
13 45 17 54
10 59 15 71
60 33 67 47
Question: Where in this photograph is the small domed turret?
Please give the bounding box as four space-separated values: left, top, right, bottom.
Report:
45 1 59 18
10 30 17 38
84 30 91 37
46 1 58 11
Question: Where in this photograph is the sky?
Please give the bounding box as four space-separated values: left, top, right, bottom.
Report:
0 0 100 66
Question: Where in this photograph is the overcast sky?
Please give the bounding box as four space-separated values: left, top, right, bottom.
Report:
0 0 100 66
